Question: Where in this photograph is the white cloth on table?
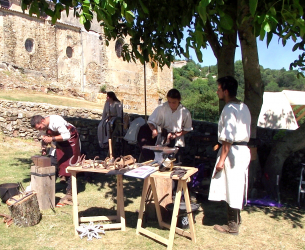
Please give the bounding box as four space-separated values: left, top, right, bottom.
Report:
147 102 193 147
208 101 251 210
123 117 146 144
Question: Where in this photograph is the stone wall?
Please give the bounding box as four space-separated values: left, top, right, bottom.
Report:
0 100 219 162
1 99 304 195
0 3 173 115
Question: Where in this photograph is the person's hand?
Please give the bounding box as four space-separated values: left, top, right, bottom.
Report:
212 161 224 178
175 131 182 137
152 129 158 138
42 136 52 144
41 148 47 156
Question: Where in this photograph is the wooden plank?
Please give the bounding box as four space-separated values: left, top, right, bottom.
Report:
80 215 118 222
138 227 169 246
102 223 123 230
154 177 172 212
182 181 196 243
71 172 79 236
117 174 126 231
150 167 197 180
150 177 164 227
160 221 192 238
167 180 183 250
136 178 149 235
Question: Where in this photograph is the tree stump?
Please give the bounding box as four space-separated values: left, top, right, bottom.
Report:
6 192 41 227
31 165 56 210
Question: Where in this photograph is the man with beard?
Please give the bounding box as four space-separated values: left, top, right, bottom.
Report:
208 76 251 235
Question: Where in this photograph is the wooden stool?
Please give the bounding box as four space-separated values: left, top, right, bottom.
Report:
136 166 198 250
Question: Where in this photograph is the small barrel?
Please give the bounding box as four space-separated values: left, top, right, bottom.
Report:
30 165 56 210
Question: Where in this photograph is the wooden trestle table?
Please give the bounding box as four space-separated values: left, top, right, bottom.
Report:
136 166 198 250
66 166 126 235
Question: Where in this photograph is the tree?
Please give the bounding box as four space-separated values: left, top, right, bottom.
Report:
22 0 305 197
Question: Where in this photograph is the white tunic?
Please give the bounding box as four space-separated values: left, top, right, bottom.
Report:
47 115 72 141
148 102 193 147
208 102 251 209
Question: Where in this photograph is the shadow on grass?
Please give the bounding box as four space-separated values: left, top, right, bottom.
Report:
197 194 305 229
78 207 143 229
14 157 33 166
244 205 305 228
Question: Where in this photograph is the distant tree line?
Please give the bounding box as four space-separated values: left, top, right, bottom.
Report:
174 59 305 122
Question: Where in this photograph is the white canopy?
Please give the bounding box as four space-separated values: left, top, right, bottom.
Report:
257 91 300 130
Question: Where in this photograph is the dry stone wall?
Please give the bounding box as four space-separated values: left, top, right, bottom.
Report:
1 99 305 194
0 100 219 162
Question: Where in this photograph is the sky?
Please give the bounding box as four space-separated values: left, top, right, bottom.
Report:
180 37 301 71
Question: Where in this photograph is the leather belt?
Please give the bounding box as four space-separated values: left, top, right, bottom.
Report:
232 141 248 146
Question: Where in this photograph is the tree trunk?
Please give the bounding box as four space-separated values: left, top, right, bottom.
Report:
7 192 41 227
205 20 237 111
237 2 264 139
264 124 305 198
237 1 264 197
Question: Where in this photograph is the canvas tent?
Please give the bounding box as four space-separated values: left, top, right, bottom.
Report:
257 90 305 130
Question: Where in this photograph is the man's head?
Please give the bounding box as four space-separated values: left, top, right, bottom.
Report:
30 115 47 131
166 89 181 111
216 76 238 101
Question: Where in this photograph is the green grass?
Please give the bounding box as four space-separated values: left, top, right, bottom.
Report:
0 90 103 111
0 133 305 249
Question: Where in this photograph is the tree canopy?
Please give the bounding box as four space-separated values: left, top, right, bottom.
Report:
21 0 305 73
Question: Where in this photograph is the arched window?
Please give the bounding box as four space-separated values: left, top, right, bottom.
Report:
115 38 125 58
25 39 34 53
66 47 73 58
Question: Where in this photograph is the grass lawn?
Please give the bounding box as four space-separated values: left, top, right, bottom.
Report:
0 133 305 249
0 90 103 111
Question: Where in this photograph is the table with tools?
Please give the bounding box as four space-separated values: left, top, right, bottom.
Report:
136 166 198 250
66 166 126 235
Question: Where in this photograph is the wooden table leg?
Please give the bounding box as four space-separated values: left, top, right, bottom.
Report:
150 177 163 227
167 180 183 250
71 171 79 236
182 181 196 243
136 177 149 234
116 174 125 231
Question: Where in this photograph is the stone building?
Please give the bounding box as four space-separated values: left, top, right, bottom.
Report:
0 0 173 114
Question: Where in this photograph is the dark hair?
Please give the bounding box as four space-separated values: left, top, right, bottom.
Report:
107 91 120 102
217 76 238 97
166 89 181 100
30 115 44 128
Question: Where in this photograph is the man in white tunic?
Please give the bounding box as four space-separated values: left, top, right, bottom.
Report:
148 88 193 163
208 76 251 235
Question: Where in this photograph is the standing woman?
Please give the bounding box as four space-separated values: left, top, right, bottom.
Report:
97 91 123 150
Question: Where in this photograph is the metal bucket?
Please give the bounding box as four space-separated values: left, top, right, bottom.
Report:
0 183 20 203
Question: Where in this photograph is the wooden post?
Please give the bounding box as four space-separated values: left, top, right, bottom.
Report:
6 192 41 227
30 165 56 210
